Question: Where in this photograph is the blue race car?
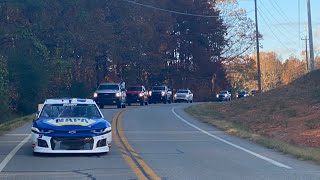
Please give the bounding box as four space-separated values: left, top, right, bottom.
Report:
31 98 112 154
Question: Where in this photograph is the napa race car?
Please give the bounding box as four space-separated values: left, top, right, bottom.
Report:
31 98 112 154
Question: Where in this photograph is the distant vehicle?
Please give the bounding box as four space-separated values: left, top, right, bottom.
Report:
31 98 112 154
216 90 232 101
149 85 172 104
174 89 193 103
236 90 249 98
251 89 259 96
126 86 149 106
93 83 126 109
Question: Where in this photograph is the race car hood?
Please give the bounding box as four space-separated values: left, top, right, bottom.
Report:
33 117 110 131
95 89 120 94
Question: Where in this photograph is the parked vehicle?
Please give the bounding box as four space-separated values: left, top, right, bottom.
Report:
174 89 193 103
126 86 149 106
216 90 232 101
93 83 126 109
251 89 259 96
149 85 172 104
236 90 249 98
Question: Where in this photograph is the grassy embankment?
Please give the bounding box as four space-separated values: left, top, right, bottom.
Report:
186 70 320 164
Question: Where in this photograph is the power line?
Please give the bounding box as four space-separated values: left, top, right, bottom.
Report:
272 0 294 24
257 10 293 54
122 0 221 18
258 0 298 41
268 0 297 32
258 5 298 46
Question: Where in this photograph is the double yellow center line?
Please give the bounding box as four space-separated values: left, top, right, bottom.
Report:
112 110 161 180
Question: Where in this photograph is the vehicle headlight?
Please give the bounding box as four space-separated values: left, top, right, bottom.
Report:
174 94 177 98
216 94 219 98
161 91 165 96
91 127 112 134
32 127 54 133
115 92 121 97
93 92 98 98
236 94 239 98
139 93 144 97
149 91 152 96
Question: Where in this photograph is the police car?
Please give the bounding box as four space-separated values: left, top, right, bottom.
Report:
31 98 112 154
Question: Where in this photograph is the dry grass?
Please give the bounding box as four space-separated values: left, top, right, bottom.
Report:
0 114 34 135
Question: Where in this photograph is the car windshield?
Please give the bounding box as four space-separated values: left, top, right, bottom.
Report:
98 84 119 90
177 90 189 93
238 91 247 95
219 91 228 94
39 104 102 119
152 86 165 90
127 87 142 91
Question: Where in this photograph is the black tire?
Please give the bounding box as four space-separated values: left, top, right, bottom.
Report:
140 101 144 106
33 152 40 156
99 104 104 109
190 100 193 103
163 99 167 104
168 99 171 104
122 103 126 108
145 101 148 105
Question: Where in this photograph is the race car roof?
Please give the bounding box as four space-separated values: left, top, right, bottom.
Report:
44 98 95 105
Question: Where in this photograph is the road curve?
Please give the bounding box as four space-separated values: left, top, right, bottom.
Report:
0 103 320 180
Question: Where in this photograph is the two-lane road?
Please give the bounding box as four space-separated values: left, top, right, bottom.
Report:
1 103 320 179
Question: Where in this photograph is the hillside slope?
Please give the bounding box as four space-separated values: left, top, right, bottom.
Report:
189 70 320 147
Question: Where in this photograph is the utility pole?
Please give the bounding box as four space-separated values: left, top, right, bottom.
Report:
301 36 309 72
254 0 262 92
307 0 315 71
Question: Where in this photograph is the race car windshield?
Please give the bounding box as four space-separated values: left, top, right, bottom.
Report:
127 87 142 91
152 86 165 90
177 90 189 93
98 84 119 90
40 104 102 119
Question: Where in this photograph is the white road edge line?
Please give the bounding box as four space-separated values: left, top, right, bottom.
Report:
0 134 31 173
172 107 292 170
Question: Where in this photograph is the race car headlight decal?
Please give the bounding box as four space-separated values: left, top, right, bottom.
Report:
93 92 98 98
115 92 121 97
32 127 54 133
139 93 144 97
91 127 111 134
161 91 165 96
31 127 40 133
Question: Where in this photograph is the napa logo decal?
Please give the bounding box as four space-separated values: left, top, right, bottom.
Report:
48 118 96 126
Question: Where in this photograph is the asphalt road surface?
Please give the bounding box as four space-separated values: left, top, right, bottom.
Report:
1 103 320 180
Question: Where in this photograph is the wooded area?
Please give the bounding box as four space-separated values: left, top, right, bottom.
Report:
0 0 318 121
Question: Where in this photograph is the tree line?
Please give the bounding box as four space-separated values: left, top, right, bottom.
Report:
1 0 313 122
